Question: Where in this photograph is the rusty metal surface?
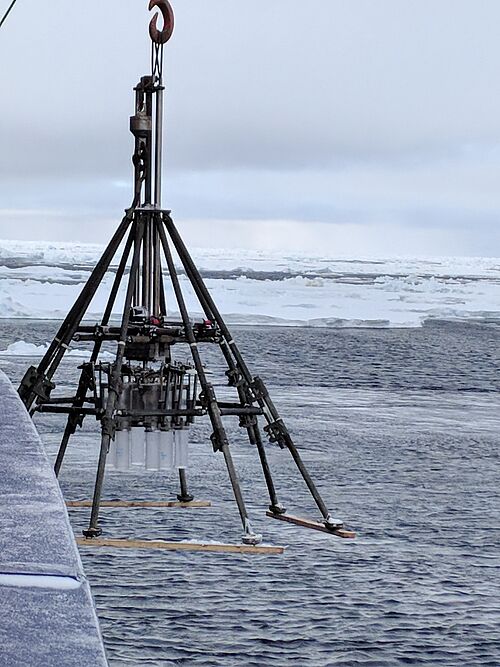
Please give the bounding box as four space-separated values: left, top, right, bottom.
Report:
149 0 174 44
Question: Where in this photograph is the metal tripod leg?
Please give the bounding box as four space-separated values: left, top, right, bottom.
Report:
164 213 341 530
156 233 281 516
177 468 194 502
157 218 261 544
163 214 255 384
172 278 279 513
19 209 134 411
247 419 285 515
54 229 136 477
54 365 94 478
219 340 284 514
254 379 343 529
83 219 145 538
54 425 75 478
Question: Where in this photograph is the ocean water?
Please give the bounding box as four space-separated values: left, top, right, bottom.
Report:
1 320 499 666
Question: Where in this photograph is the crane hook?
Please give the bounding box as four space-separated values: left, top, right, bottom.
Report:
149 0 175 44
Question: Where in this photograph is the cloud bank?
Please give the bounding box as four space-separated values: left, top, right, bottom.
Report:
1 0 500 255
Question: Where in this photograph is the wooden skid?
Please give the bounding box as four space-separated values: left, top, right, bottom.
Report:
66 500 211 509
76 537 285 555
266 512 356 539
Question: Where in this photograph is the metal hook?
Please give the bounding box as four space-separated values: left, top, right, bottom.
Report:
149 0 175 44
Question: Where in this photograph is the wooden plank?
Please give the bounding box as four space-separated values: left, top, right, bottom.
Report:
76 537 285 555
266 512 355 539
66 500 211 509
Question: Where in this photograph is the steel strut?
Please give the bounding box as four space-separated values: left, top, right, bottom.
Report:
218 340 284 515
83 219 145 538
19 208 135 412
163 213 342 530
155 257 282 511
177 468 194 503
53 228 136 477
157 216 262 545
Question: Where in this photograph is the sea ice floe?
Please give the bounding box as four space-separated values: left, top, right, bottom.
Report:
0 341 115 358
1 240 500 327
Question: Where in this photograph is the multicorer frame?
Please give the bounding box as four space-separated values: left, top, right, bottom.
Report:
18 0 352 546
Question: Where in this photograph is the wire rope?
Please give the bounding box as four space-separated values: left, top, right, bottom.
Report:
0 0 19 30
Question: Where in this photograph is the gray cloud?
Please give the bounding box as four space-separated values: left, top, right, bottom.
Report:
1 0 500 254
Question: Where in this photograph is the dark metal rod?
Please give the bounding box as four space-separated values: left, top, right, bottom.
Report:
159 263 167 315
38 406 98 416
117 409 204 418
177 468 194 503
43 213 134 382
157 219 255 537
143 216 151 308
153 221 161 316
164 214 335 525
114 407 259 418
163 214 253 383
47 213 133 367
73 331 191 343
132 83 147 203
145 90 153 205
42 396 83 405
219 407 262 416
165 224 215 322
20 212 133 411
219 340 282 511
102 227 136 326
158 223 210 391
250 419 282 511
54 418 83 477
85 220 145 537
214 401 259 410
53 228 136 477
76 324 184 335
134 243 141 307
154 88 164 207
252 381 332 520
0 0 18 30
54 387 90 477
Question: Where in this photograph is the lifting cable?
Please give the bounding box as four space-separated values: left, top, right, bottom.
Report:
0 0 18 30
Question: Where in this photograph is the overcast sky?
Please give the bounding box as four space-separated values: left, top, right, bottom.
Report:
1 0 500 256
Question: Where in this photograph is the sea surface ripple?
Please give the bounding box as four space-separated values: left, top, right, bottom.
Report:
1 321 499 666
